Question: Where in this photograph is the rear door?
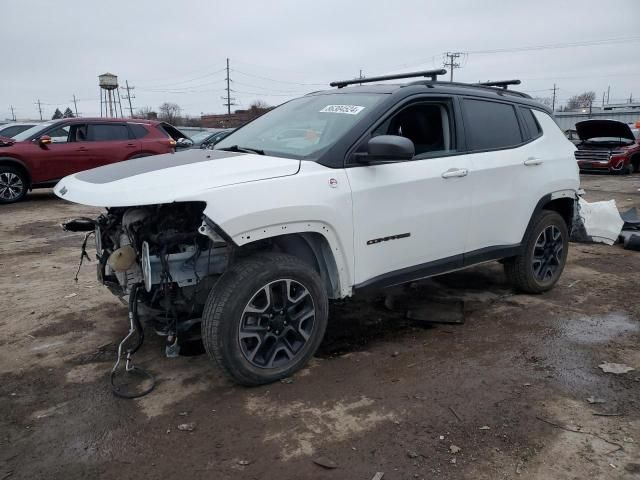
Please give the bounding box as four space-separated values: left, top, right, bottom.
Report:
86 122 138 166
461 98 543 256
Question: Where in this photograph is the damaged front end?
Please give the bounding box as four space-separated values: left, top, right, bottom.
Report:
66 202 229 356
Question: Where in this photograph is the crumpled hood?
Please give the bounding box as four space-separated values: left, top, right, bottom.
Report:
575 119 635 142
54 149 300 207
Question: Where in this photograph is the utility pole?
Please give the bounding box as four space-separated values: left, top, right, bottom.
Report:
359 69 364 85
121 81 135 117
551 83 557 112
630 93 634 104
9 105 16 121
606 85 610 104
222 58 236 115
602 91 605 108
36 99 43 120
72 95 79 117
443 52 462 82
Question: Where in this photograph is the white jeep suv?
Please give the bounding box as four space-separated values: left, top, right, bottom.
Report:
56 70 579 386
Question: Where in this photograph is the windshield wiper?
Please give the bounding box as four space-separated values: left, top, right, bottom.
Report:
218 145 264 155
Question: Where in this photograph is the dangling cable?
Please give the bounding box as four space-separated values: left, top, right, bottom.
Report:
110 284 155 399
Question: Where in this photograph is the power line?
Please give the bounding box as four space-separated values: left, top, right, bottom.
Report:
467 35 640 55
231 69 326 86
443 52 462 82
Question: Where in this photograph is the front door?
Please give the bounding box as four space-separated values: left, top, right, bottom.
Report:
27 123 93 183
346 99 472 287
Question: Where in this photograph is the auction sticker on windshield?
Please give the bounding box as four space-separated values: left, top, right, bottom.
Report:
320 105 365 115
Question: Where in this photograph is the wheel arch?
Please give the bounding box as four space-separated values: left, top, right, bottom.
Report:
527 191 577 239
236 231 343 299
0 157 31 188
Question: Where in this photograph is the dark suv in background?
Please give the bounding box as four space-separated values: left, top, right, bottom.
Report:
0 118 190 203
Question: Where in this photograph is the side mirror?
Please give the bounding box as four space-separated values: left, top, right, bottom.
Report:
38 135 52 146
356 135 415 163
175 137 193 148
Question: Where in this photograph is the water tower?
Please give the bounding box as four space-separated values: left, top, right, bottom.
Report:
99 73 124 118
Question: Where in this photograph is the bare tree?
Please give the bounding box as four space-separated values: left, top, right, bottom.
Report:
566 91 596 110
249 100 270 110
533 97 552 108
135 106 157 119
158 102 181 124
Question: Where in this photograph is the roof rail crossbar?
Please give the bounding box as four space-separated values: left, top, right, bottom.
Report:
476 79 521 90
330 69 447 89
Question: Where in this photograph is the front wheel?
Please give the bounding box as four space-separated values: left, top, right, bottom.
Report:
202 253 328 386
0 166 28 204
504 210 569 293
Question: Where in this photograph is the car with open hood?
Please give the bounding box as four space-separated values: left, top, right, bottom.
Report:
574 119 640 174
55 71 579 387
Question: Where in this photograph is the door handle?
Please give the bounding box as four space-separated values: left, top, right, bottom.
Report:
524 157 543 166
76 147 88 151
126 143 136 148
441 168 468 179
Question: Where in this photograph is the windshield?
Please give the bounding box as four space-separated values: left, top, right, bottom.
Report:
189 131 213 142
12 122 55 141
215 93 386 159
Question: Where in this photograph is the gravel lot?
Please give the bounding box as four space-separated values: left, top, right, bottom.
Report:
1 174 639 480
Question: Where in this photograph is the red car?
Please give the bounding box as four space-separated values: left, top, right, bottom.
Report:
0 118 191 203
574 119 640 175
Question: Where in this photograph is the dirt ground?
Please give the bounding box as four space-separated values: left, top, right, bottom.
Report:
1 174 639 480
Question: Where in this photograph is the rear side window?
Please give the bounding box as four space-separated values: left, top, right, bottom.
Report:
129 123 150 139
520 107 542 140
87 124 130 141
462 99 523 151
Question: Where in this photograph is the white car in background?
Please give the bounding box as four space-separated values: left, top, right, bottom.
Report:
0 122 39 138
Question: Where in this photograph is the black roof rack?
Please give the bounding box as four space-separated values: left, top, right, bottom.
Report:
330 69 447 88
476 79 521 90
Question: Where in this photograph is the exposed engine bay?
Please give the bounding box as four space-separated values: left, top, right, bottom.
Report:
73 202 230 357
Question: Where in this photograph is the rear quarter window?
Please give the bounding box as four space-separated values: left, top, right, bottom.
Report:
462 98 523 151
520 107 542 140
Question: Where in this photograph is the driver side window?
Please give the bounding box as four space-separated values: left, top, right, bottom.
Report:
372 101 455 158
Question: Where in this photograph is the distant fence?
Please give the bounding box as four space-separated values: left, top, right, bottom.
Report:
554 110 640 131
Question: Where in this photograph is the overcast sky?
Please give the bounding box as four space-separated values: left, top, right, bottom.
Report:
2 0 639 120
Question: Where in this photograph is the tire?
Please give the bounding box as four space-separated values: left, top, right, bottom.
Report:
0 165 28 204
631 158 640 174
504 210 569 294
202 252 328 386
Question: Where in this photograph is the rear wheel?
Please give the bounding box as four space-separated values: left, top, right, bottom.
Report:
504 210 568 293
202 253 328 386
0 165 28 204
